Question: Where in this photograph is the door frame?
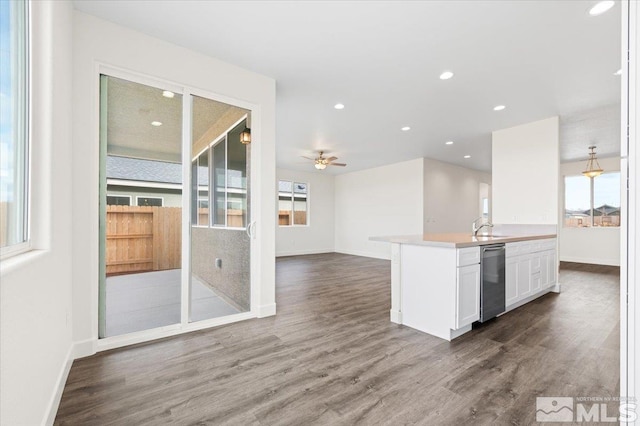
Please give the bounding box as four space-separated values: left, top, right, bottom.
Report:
95 64 261 351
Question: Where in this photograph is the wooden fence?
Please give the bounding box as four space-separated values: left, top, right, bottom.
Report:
278 210 307 226
106 206 181 275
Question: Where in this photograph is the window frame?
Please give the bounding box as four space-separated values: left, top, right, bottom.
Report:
106 194 132 206
0 0 31 260
278 180 310 227
135 196 164 207
191 115 248 230
563 171 621 228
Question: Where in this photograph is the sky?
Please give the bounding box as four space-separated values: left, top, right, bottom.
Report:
0 0 13 202
565 172 621 211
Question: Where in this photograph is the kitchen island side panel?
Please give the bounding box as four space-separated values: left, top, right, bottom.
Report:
400 244 457 339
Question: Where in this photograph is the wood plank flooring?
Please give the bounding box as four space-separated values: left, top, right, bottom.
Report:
55 254 619 425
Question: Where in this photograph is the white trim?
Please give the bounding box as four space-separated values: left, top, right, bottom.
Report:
181 88 192 326
135 195 164 207
622 0 634 407
106 194 132 205
0 240 32 261
71 338 95 360
0 248 45 275
43 345 73 426
257 303 276 318
106 178 182 190
276 248 334 257
97 312 257 352
334 248 390 260
558 255 620 267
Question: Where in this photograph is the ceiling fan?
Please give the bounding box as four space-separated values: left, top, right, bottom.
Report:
302 151 347 170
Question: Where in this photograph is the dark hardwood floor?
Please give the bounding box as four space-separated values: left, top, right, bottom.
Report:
55 254 619 425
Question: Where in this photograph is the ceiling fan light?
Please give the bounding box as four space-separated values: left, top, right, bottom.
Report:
315 162 326 170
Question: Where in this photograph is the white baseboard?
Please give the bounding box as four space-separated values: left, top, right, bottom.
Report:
276 249 334 257
44 344 74 426
334 249 390 260
390 309 402 324
559 256 620 266
72 338 95 359
257 303 276 317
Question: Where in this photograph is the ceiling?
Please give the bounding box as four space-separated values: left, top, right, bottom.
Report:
77 0 622 174
105 76 247 163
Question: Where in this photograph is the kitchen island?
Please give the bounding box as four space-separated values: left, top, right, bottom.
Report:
371 232 559 341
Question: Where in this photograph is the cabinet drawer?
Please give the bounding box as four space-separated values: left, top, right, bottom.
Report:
457 247 480 267
506 241 530 257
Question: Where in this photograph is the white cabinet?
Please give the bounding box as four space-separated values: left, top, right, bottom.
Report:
505 257 518 306
456 263 480 328
505 238 557 309
517 255 532 298
399 245 480 341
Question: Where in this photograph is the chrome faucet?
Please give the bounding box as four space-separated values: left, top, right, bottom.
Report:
472 217 494 236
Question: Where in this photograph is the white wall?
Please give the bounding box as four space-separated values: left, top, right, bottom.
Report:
559 157 621 266
334 158 424 259
72 12 276 355
423 158 492 233
492 116 560 225
0 2 74 424
276 169 335 256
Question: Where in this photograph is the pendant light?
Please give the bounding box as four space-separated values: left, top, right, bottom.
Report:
582 146 603 178
239 127 251 145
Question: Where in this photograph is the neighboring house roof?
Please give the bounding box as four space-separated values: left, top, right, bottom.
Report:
566 204 621 217
107 155 182 184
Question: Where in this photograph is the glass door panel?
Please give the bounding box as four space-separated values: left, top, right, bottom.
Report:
190 95 251 322
99 75 183 338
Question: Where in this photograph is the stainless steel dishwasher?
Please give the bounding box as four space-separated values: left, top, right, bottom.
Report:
479 244 506 322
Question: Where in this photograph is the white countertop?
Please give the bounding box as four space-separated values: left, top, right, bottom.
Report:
370 232 557 248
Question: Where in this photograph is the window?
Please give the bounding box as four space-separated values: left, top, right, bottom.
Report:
278 180 308 226
564 172 620 227
191 118 248 228
0 0 29 256
136 196 163 207
106 195 131 206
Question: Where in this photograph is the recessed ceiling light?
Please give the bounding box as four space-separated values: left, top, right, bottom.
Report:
445 141 454 145
589 1 615 16
401 126 411 131
439 71 454 80
151 121 163 126
493 105 506 111
464 155 471 159
614 69 622 76
162 90 175 98
334 103 345 110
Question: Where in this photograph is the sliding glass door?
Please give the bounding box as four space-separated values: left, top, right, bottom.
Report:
190 96 251 322
98 74 252 339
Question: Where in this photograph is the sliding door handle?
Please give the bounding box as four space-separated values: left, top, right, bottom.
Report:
246 221 256 239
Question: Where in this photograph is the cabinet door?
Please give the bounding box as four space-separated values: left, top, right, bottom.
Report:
517 255 532 299
531 271 542 292
530 253 542 293
548 250 557 286
506 257 519 307
540 251 550 289
456 264 480 329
